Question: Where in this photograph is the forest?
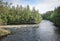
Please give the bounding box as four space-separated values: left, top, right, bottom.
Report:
0 0 60 27
42 6 60 27
0 0 42 25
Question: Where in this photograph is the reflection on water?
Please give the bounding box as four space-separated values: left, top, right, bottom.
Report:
1 20 60 41
37 20 57 41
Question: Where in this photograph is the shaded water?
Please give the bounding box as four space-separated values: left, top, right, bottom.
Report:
0 20 60 41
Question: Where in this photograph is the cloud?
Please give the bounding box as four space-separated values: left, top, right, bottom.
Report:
3 0 60 13
20 0 60 13
29 0 60 13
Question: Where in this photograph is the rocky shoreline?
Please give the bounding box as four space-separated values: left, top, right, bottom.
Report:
0 28 11 38
0 25 39 37
0 24 39 28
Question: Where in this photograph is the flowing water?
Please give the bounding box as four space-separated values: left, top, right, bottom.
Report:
0 20 60 41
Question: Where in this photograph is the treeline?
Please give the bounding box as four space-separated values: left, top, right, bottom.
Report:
42 6 60 26
42 11 53 20
0 0 42 25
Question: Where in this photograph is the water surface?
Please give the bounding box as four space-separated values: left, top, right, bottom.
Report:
1 20 60 41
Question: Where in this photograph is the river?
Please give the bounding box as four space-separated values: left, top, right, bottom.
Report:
0 20 60 41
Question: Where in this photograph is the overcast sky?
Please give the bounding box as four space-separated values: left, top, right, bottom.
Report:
3 0 60 13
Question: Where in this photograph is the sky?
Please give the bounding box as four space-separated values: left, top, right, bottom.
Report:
3 0 60 13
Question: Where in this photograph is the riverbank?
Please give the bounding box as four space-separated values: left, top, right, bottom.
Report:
0 24 38 37
0 24 39 28
0 28 11 38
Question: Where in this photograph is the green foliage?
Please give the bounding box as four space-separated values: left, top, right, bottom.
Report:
42 11 53 20
42 6 60 26
0 1 42 25
51 6 60 26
